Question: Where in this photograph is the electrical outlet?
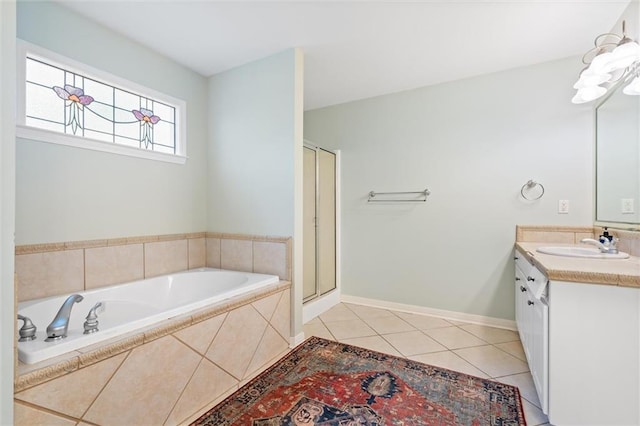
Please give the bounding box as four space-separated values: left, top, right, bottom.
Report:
558 200 570 214
622 198 635 214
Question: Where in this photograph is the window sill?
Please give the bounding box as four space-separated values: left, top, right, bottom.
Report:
16 125 187 165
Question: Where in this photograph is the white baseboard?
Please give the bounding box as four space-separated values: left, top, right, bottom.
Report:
302 289 341 323
341 295 517 331
290 332 306 347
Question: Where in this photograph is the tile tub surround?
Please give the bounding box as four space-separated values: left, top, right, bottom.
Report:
15 232 292 302
14 282 291 426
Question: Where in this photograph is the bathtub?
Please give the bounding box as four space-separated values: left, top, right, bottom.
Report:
17 268 279 364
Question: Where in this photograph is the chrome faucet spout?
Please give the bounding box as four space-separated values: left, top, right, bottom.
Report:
580 238 619 254
46 294 83 341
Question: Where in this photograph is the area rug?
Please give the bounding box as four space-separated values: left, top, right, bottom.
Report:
191 336 526 425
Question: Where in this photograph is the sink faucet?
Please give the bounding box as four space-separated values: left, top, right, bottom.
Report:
580 238 619 254
46 294 83 341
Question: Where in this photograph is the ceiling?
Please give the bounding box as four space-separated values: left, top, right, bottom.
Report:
58 0 631 110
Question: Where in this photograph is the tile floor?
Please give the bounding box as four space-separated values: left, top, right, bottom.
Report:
303 302 550 425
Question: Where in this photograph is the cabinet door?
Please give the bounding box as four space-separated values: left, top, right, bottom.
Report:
515 266 531 359
530 296 548 413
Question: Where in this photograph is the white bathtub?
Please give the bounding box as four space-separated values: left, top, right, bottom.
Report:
17 268 279 364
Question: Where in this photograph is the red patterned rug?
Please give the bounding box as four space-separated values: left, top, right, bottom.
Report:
191 336 527 425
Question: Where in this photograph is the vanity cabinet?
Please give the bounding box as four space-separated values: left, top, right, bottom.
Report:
514 251 548 414
514 248 640 425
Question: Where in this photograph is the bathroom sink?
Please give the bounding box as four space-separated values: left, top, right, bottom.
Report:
536 246 629 259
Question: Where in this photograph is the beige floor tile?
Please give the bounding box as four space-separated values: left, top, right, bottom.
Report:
340 336 402 357
305 316 322 325
521 398 549 425
324 318 377 340
409 351 488 379
495 340 527 362
364 315 415 334
393 312 453 330
495 372 542 409
345 303 396 319
423 326 487 349
382 330 446 356
454 345 529 378
444 319 470 326
459 324 520 344
303 321 335 340
319 304 359 322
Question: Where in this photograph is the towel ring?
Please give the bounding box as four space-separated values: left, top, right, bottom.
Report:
520 180 544 200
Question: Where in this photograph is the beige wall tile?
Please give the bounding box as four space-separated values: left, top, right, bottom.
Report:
245 325 289 379
206 238 221 268
221 239 252 272
270 289 291 341
252 291 282 322
253 241 287 280
83 336 200 426
173 313 227 355
205 304 267 380
165 359 238 426
15 353 126 419
519 231 575 244
14 402 76 426
144 239 188 278
16 250 84 302
188 238 206 269
85 244 144 290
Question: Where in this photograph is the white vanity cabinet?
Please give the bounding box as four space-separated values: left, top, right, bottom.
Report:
514 251 549 414
515 248 640 425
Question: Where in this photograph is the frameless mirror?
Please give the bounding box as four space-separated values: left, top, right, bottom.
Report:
595 80 640 228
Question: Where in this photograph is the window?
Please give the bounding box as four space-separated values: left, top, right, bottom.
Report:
17 41 187 164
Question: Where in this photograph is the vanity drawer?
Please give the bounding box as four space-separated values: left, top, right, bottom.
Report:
525 264 548 298
515 250 534 276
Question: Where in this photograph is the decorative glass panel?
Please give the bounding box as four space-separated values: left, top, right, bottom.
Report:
24 56 177 154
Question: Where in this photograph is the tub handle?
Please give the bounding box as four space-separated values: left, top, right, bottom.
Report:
83 302 103 334
17 314 37 341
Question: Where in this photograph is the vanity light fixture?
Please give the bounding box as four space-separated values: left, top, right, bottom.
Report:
572 20 640 104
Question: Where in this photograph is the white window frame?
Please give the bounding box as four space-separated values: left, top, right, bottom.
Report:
16 40 187 164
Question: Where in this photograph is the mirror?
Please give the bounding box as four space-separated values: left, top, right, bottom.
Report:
595 80 640 228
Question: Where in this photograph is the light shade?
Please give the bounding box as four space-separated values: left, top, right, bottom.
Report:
571 86 607 104
603 41 640 72
623 76 640 95
588 51 614 75
573 69 612 89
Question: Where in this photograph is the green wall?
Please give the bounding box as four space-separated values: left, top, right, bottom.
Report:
305 57 593 321
16 1 209 244
208 49 299 237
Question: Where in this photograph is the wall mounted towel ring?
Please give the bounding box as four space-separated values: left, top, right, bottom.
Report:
520 180 544 200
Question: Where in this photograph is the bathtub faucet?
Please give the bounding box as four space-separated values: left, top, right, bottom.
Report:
46 294 84 341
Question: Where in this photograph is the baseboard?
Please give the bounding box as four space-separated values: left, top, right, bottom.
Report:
290 332 306 347
302 289 341 323
340 295 517 331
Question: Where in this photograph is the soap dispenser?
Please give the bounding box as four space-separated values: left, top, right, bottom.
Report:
599 227 613 244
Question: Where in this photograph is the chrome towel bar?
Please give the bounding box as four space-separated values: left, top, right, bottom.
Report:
367 188 431 202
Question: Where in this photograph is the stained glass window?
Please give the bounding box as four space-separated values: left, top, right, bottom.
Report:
18 42 186 163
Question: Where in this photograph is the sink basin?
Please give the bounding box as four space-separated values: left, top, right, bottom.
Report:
536 246 629 259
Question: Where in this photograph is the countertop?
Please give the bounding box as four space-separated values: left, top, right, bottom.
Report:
515 242 640 288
